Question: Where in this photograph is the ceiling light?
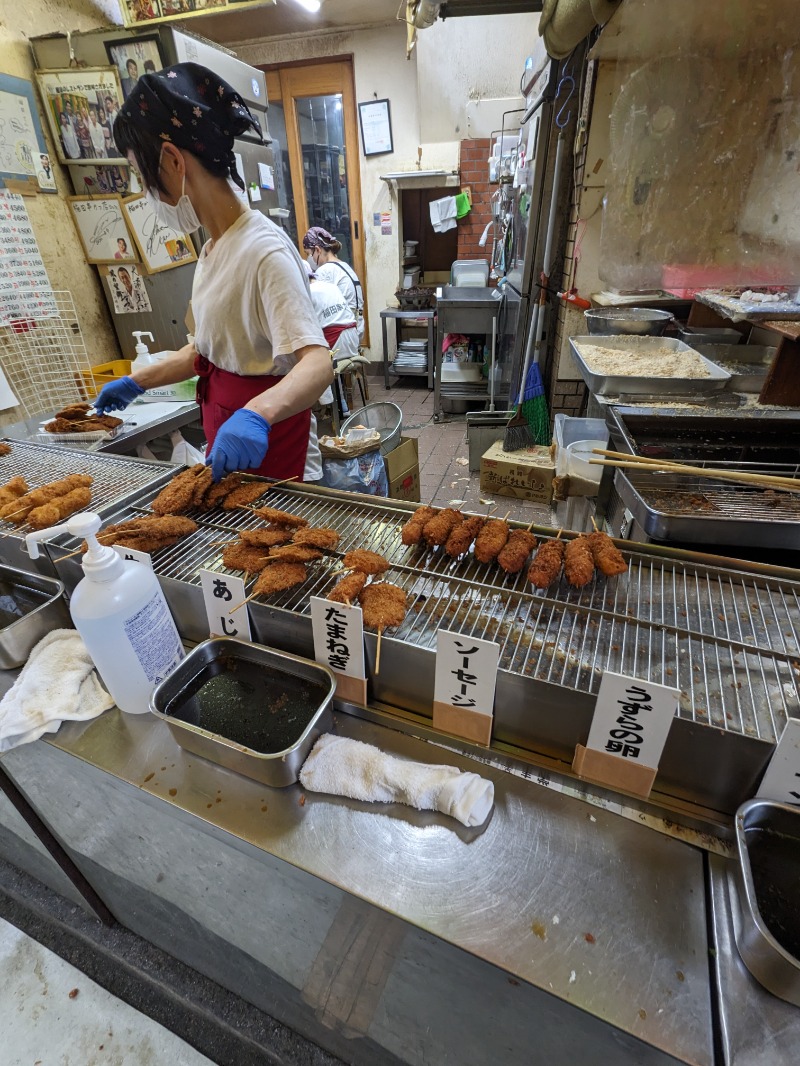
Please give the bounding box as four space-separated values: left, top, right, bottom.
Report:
292 0 322 12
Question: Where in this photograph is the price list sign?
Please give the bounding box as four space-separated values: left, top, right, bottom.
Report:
0 191 55 324
199 569 252 642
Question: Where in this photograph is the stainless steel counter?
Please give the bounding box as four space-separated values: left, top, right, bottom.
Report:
4 401 200 455
0 704 712 1066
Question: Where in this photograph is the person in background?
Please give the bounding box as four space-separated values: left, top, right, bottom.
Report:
76 107 93 158
94 63 332 483
114 237 130 260
97 106 114 155
104 95 119 123
88 108 107 158
121 58 139 99
302 226 365 341
143 59 157 74
59 110 80 160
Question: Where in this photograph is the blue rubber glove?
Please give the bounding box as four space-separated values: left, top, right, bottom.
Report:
207 409 271 482
94 375 145 414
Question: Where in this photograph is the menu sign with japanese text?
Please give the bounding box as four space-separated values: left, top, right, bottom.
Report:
585 671 679 770
199 568 251 642
434 631 499 718
310 597 365 681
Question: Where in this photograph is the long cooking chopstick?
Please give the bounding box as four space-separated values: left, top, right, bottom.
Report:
590 450 800 493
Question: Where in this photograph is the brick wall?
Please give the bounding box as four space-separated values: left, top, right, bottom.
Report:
457 139 494 276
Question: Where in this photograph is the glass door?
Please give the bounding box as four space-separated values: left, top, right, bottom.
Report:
264 62 367 343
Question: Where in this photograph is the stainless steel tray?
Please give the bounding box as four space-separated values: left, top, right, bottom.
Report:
150 637 336 788
731 799 800 1007
693 344 776 393
612 468 800 549
568 335 731 396
0 564 70 668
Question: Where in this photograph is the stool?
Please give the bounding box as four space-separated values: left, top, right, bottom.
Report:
331 353 370 432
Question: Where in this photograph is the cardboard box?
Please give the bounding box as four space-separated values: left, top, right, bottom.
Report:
479 440 555 503
384 436 420 502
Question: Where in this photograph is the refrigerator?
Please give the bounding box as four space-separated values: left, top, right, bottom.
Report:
83 27 279 360
497 45 559 404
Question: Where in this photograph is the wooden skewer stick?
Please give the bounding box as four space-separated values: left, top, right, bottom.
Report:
268 475 299 489
526 518 536 532
229 592 259 614
501 511 511 522
591 515 599 532
375 627 383 675
589 455 800 493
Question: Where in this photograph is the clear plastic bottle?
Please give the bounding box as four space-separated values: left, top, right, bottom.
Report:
26 513 184 714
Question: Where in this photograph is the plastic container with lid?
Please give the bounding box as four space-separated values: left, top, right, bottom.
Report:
450 260 490 288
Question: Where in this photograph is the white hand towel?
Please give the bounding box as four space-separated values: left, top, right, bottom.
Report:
0 629 114 753
300 733 494 827
429 196 458 233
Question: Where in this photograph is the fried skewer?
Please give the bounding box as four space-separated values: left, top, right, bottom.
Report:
564 535 595 588
342 549 390 576
293 527 340 550
422 508 462 547
474 515 511 564
229 562 308 612
401 506 437 546
0 476 28 508
587 530 628 577
327 571 367 604
151 465 206 515
27 486 92 530
527 538 565 588
249 505 308 528
497 529 537 574
444 515 485 558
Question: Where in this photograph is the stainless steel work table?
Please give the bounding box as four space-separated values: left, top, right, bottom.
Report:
3 401 200 456
0 700 713 1066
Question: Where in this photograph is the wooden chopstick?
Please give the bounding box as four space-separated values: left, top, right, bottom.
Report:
589 451 800 493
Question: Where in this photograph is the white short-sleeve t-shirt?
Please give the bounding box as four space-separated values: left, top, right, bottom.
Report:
314 260 364 338
192 210 326 376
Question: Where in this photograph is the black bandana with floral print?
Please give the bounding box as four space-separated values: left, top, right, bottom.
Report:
121 62 262 189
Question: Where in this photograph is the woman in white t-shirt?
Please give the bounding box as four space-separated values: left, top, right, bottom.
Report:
302 227 365 340
93 63 332 483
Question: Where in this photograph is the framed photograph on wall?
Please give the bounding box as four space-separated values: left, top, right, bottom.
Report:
358 98 393 157
119 0 164 23
105 36 165 99
35 67 126 166
100 263 153 314
69 163 141 198
121 193 197 273
68 195 136 264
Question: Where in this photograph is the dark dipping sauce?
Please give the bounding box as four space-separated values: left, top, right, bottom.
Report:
747 827 800 962
165 656 327 755
0 583 50 628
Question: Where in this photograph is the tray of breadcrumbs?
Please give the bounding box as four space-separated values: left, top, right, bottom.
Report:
568 335 731 396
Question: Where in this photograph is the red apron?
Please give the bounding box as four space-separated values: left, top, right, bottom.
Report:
194 354 312 481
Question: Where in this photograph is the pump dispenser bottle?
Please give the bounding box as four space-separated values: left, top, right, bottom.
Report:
27 513 184 714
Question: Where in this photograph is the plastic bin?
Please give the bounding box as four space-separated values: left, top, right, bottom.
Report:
80 359 132 399
553 414 609 474
450 260 489 287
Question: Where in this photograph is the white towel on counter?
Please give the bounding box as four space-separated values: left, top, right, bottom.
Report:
0 629 114 752
299 733 494 827
429 195 458 233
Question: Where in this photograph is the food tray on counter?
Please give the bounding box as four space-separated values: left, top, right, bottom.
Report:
612 467 800 549
569 335 731 396
47 478 800 816
0 440 176 571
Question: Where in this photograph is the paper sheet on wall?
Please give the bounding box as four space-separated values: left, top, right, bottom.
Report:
0 191 55 326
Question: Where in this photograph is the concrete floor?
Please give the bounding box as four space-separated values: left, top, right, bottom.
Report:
360 377 554 525
0 917 214 1066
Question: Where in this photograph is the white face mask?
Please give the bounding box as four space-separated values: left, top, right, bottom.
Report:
306 253 317 270
145 153 201 233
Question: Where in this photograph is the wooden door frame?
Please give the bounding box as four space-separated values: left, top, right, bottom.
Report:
261 59 368 346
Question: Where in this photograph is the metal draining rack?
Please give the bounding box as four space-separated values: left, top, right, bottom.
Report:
0 440 176 542
99 483 800 748
621 469 800 523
